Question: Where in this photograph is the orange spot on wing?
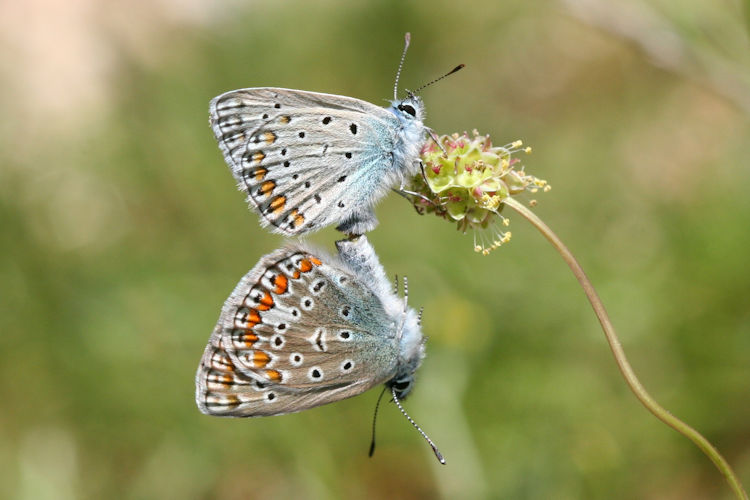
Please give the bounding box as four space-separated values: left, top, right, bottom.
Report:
293 212 305 228
240 319 257 330
264 369 282 382
252 151 265 163
270 195 286 214
248 308 261 324
310 256 322 266
260 180 275 195
263 131 276 144
241 332 258 348
252 350 271 368
299 259 312 273
258 290 274 310
292 270 301 279
279 116 290 124
254 167 267 181
237 307 261 328
273 274 288 294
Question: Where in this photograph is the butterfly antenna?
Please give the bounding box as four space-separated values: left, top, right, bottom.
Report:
412 64 465 95
403 276 409 312
417 306 424 326
369 386 388 458
391 387 446 464
394 32 411 100
393 274 399 295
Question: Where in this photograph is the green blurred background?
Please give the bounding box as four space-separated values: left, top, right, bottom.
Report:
1 0 749 498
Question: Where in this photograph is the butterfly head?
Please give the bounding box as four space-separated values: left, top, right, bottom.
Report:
390 95 425 125
389 32 460 133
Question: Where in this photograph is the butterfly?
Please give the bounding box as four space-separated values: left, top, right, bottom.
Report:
195 235 444 461
208 33 463 236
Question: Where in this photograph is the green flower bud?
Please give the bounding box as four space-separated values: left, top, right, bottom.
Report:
409 131 549 254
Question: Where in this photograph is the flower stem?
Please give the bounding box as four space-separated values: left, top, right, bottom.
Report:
503 196 748 500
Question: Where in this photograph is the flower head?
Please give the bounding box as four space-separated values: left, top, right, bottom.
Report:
409 131 549 254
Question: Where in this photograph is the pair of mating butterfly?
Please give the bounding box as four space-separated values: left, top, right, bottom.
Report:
195 34 462 463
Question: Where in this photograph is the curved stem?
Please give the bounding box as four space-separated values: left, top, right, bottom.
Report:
503 197 748 500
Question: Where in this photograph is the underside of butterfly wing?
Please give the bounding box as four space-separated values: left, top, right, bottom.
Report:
196 334 377 417
210 88 414 235
195 245 400 417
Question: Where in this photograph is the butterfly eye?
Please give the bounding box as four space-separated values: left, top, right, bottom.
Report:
398 103 416 117
391 376 413 397
393 380 411 391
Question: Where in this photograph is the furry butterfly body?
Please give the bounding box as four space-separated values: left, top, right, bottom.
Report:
195 236 424 417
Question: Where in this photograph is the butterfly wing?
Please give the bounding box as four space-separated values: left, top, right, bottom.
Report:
210 88 410 235
196 245 400 417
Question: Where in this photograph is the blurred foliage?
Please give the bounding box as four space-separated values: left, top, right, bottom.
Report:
1 0 749 499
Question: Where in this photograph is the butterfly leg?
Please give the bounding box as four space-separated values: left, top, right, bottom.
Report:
393 187 433 204
427 128 447 155
419 161 429 184
395 187 430 214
